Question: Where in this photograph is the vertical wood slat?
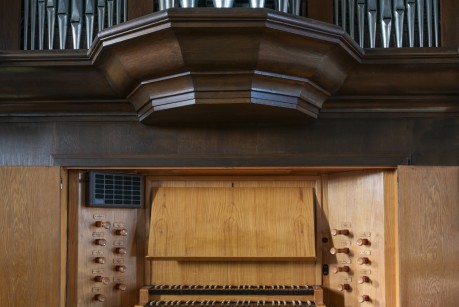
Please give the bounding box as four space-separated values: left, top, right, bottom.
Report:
0 167 62 306
398 166 459 307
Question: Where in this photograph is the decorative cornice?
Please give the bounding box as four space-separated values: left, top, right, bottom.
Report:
0 8 458 123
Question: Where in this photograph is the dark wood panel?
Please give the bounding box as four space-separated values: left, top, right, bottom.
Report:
0 1 21 50
0 167 62 306
0 123 55 166
0 117 458 167
128 0 154 20
440 0 459 47
307 0 333 23
398 166 459 307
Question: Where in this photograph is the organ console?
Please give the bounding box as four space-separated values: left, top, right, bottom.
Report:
67 169 405 306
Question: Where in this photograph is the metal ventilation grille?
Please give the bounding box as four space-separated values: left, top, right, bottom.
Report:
87 171 142 208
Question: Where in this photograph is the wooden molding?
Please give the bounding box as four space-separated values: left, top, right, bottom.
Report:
90 8 361 123
0 9 459 123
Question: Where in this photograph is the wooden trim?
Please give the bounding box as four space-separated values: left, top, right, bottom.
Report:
384 170 399 307
146 256 316 261
66 171 82 307
60 168 68 307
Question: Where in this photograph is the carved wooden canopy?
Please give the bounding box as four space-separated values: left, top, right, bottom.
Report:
1 8 458 124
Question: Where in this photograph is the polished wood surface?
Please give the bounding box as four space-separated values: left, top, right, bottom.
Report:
0 167 62 307
67 171 147 307
147 179 321 287
398 166 459 307
1 10 458 121
149 186 315 260
324 170 397 307
0 118 455 167
91 8 360 123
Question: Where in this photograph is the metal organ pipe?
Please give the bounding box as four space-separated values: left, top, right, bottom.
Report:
407 0 416 47
38 0 46 49
21 0 441 50
58 0 69 49
380 0 392 48
357 0 365 48
31 0 37 49
71 0 83 49
348 0 355 39
333 0 440 48
85 0 95 49
22 0 128 50
47 0 56 49
416 0 424 47
367 0 377 48
393 0 405 48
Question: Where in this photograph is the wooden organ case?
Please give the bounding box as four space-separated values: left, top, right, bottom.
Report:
67 169 400 307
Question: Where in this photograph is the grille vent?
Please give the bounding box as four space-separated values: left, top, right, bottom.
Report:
86 171 142 208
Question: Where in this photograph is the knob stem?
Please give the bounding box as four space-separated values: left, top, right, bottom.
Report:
330 247 350 255
331 229 350 236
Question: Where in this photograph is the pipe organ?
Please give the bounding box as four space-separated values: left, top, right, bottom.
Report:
22 0 128 50
1 1 458 307
21 0 443 50
334 0 440 48
67 169 405 307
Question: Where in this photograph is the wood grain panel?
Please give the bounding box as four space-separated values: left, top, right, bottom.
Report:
67 171 147 307
0 167 61 307
147 179 321 287
440 0 459 47
151 261 319 286
149 187 315 259
307 0 333 23
325 170 396 307
0 1 21 49
398 166 459 307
